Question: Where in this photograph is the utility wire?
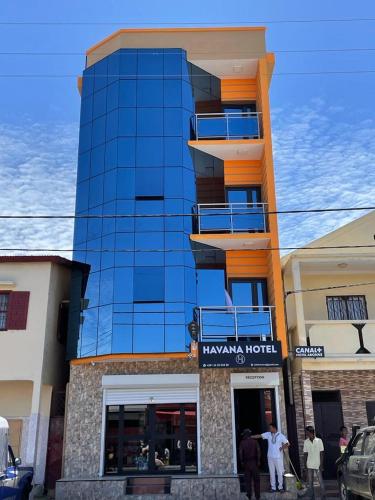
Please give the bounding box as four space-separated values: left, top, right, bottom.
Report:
1 244 375 253
285 281 375 296
2 70 375 77
2 48 375 55
0 205 373 218
1 18 375 25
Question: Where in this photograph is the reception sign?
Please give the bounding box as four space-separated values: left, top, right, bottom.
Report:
198 341 282 369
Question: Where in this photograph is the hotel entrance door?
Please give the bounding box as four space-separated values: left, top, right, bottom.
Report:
234 388 277 472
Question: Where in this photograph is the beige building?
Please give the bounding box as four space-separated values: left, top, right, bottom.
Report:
283 211 375 478
0 256 88 486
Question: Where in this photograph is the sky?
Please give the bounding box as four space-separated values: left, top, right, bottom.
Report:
0 0 375 256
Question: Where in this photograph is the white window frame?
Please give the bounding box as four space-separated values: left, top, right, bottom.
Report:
99 374 200 476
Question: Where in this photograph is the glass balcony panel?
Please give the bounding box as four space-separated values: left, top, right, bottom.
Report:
197 204 266 233
195 113 260 140
196 116 227 138
227 115 259 138
197 306 273 342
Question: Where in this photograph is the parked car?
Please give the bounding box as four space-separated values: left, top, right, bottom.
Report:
337 425 375 499
0 445 33 500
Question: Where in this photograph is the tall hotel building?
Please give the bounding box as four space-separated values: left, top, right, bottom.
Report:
59 27 288 498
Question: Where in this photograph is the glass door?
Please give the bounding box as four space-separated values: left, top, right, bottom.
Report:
225 187 264 232
228 279 270 340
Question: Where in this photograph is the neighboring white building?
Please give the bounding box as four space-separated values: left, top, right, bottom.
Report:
0 256 88 486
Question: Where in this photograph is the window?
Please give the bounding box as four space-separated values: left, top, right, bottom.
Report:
135 169 163 199
133 267 164 303
352 432 365 456
326 296 368 320
104 403 197 475
0 293 9 330
363 431 375 455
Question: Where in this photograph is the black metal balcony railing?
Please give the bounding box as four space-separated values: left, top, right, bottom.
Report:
195 305 274 342
195 203 267 233
194 112 262 140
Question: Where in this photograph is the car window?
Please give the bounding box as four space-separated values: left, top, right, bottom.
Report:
352 432 365 456
363 431 375 455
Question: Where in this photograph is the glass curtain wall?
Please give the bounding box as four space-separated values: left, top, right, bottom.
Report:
70 48 197 358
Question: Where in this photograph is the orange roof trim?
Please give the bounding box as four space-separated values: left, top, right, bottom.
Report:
86 26 266 56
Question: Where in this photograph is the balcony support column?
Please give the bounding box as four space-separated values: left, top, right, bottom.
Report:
291 259 306 346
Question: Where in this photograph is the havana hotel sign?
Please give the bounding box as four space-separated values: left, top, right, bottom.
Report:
198 341 282 369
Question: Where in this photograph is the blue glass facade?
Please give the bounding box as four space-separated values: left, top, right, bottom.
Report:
70 49 197 358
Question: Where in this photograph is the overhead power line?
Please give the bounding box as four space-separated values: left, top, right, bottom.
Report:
1 244 375 253
2 70 375 77
285 281 375 296
1 18 375 25
0 205 373 218
1 48 375 56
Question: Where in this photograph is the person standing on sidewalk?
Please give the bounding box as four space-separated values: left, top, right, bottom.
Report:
303 426 326 499
239 429 261 500
253 422 289 493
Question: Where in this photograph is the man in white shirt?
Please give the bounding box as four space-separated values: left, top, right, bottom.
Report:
253 422 289 492
303 426 326 498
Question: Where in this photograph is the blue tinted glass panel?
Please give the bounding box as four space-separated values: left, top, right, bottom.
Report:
137 51 163 79
93 88 107 119
164 199 183 231
89 175 103 207
107 81 119 112
114 267 134 302
74 215 87 245
164 108 182 137
102 201 116 235
112 324 133 353
103 169 117 202
135 169 163 197
101 234 115 269
80 96 93 125
133 325 164 353
164 53 182 80
136 138 163 167
106 109 118 142
165 325 186 352
164 80 182 107
77 152 90 183
100 268 114 305
165 267 184 302
137 108 163 136
91 145 105 177
165 232 184 265
79 123 92 154
133 267 164 302
105 139 118 170
119 51 137 78
116 200 135 232
197 270 225 306
135 200 164 232
75 181 89 213
87 207 102 241
92 116 106 147
86 239 101 273
118 138 136 166
164 137 182 166
81 67 94 98
94 59 108 91
119 108 136 136
135 232 164 266
85 271 100 308
97 304 112 355
137 79 163 107
117 169 135 199
115 233 134 267
119 80 136 106
107 52 120 85
164 168 183 199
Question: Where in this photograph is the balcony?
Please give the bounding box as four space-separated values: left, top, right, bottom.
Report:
188 112 264 160
195 112 262 140
195 202 267 234
196 305 274 342
305 320 375 357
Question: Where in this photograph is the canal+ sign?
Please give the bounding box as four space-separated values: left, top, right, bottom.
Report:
294 346 325 358
198 341 282 369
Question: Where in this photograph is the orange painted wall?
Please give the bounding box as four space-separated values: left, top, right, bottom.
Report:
220 53 287 357
221 79 257 102
224 160 262 186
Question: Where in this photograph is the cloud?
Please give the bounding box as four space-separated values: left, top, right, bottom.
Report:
0 121 77 257
272 99 375 252
0 99 374 260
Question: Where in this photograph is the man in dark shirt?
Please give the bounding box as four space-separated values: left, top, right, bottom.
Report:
239 428 261 500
